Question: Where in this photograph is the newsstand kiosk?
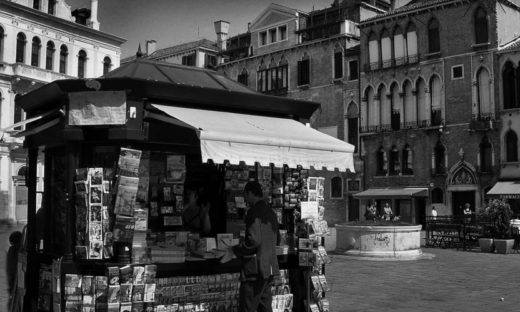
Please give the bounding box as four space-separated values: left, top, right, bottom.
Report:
15 59 354 312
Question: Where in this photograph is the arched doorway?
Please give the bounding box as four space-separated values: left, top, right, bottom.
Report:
446 152 479 216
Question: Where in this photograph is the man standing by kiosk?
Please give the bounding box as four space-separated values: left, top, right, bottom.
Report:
223 181 280 312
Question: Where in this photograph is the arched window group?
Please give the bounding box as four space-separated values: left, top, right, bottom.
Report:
256 56 288 94
375 144 413 176
367 22 418 70
502 61 520 109
361 75 443 132
366 8 488 70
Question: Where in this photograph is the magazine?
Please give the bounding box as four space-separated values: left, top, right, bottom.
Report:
143 265 157 284
165 155 185 183
113 215 135 243
107 285 120 303
143 284 156 302
119 265 133 284
107 267 120 285
119 283 133 303
132 266 145 284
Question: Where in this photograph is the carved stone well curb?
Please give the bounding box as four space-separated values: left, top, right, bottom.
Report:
335 224 424 261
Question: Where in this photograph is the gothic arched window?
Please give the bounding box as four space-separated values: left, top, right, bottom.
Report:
16 33 27 63
78 50 87 78
377 147 387 176
402 144 413 175
434 141 446 174
474 7 489 44
31 37 41 67
480 136 492 172
506 130 518 162
428 18 440 53
46 41 55 70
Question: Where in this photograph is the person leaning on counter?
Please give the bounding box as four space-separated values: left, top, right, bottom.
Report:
182 184 212 236
222 181 280 312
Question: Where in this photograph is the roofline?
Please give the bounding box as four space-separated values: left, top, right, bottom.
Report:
0 1 126 45
250 3 307 31
17 77 320 120
360 0 465 26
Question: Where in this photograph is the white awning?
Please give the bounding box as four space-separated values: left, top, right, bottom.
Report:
487 181 520 199
151 104 355 172
353 187 429 199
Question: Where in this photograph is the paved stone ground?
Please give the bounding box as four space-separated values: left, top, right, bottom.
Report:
327 248 520 312
1 225 518 311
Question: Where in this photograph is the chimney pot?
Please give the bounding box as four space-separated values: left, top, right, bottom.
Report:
146 40 157 55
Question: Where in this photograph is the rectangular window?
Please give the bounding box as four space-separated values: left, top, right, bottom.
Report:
259 32 267 46
330 177 343 199
334 52 343 79
451 65 464 80
348 60 359 80
297 59 310 86
269 29 277 43
182 53 196 66
279 26 287 41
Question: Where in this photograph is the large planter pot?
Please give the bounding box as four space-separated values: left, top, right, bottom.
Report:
494 239 514 254
335 224 423 260
478 238 494 253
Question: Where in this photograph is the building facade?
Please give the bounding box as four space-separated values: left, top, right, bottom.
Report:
492 38 520 215
357 0 520 224
0 0 125 223
215 1 393 224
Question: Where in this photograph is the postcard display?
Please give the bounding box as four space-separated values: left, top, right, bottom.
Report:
46 146 332 312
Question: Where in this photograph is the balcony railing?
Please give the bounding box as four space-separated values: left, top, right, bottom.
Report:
363 54 420 73
360 118 445 134
369 62 379 71
469 113 495 131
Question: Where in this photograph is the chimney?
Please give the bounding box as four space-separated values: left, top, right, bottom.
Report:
214 20 230 51
88 0 100 30
146 40 157 55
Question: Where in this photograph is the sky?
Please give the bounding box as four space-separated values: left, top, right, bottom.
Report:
66 0 333 58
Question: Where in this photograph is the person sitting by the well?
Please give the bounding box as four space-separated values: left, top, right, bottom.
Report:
383 202 393 221
364 203 378 221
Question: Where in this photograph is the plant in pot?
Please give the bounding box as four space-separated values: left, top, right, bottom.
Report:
477 204 495 253
487 199 514 254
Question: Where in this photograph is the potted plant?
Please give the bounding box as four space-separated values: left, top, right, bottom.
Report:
477 204 495 252
487 199 514 254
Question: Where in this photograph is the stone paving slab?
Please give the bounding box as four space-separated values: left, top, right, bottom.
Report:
327 248 520 312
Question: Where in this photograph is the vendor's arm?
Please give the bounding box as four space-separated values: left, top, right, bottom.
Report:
232 212 261 257
200 203 212 236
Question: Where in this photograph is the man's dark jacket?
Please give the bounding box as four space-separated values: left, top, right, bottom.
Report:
233 200 280 279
